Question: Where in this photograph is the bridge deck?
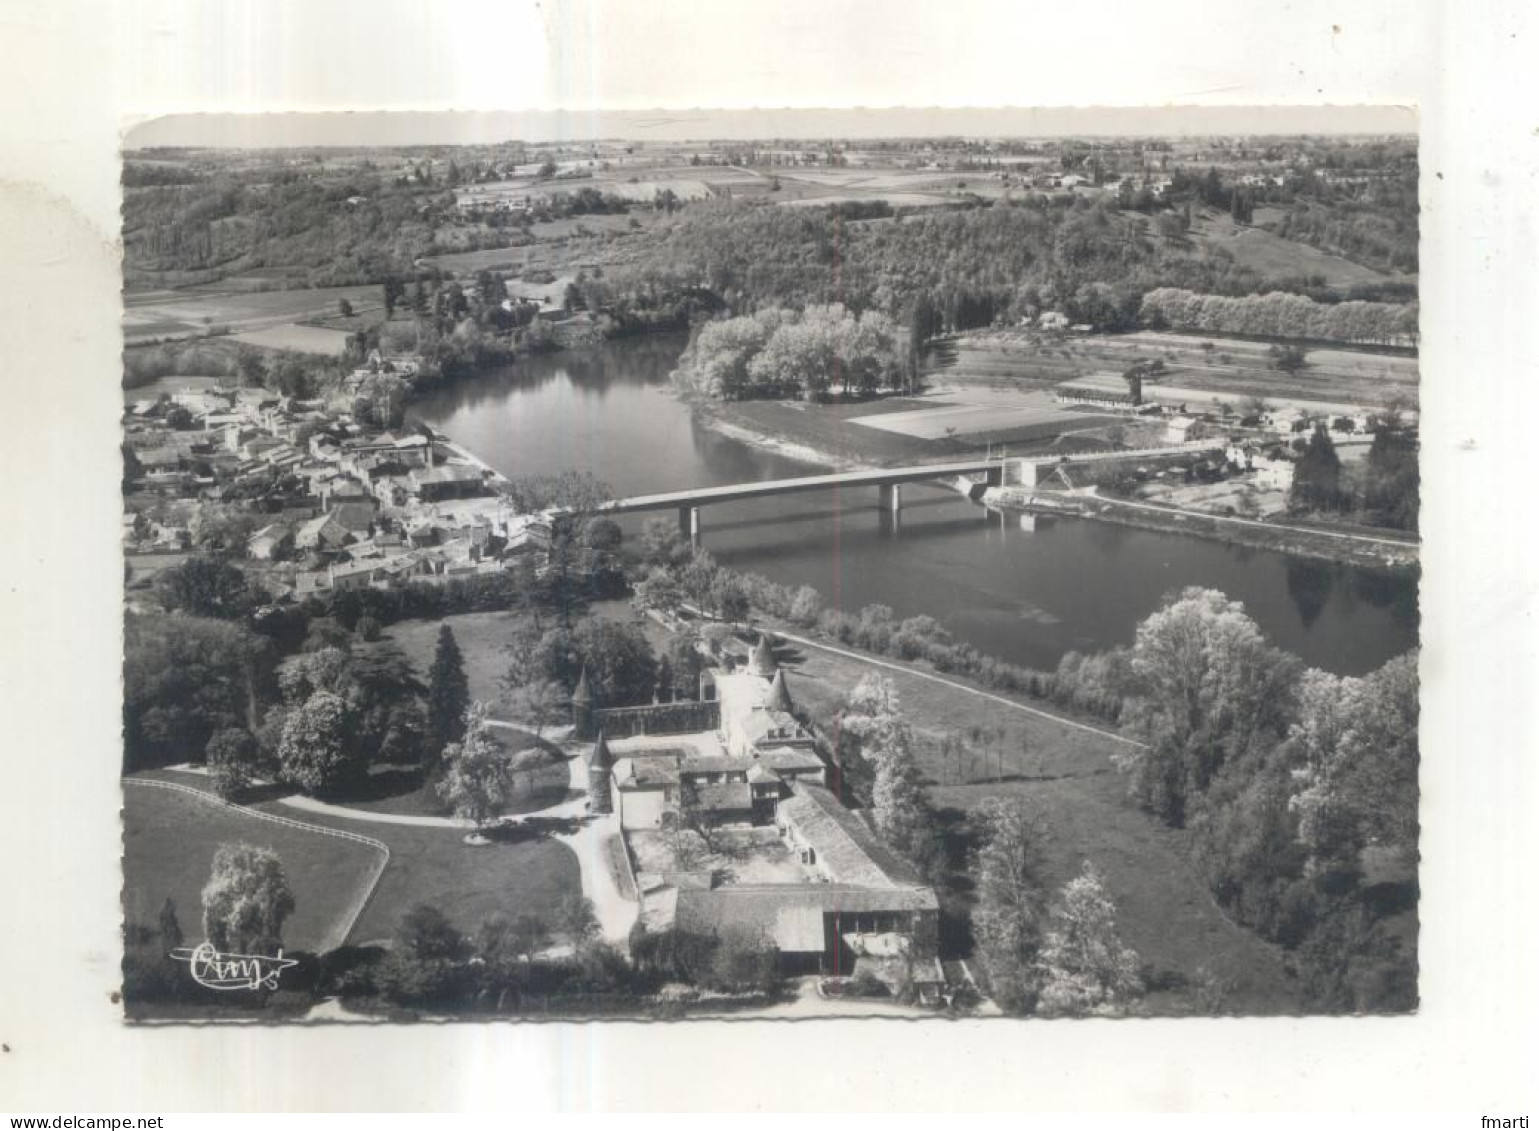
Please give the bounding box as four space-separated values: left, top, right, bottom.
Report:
602 459 1009 513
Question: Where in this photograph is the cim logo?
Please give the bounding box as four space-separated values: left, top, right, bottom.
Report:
169 942 297 991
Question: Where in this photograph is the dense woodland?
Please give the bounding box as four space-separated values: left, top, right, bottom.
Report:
603 188 1416 343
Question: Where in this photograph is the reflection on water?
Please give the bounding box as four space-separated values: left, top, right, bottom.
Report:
409 335 1418 675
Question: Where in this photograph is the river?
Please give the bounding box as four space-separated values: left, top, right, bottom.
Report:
409 334 1418 676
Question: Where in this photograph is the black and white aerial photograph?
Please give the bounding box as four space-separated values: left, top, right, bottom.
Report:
9 0 1539 1118
117 109 1422 1024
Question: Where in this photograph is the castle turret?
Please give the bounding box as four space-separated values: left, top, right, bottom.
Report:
750 633 778 679
587 730 613 814
571 665 595 740
767 667 793 713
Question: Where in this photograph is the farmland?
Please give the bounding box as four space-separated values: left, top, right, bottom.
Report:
926 329 1419 410
123 282 383 347
229 324 353 355
846 388 1113 442
709 394 1117 467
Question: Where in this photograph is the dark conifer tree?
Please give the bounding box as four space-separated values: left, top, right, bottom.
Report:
427 625 470 755
1291 425 1345 513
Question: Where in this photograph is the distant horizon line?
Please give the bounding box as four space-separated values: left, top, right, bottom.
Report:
125 106 1417 150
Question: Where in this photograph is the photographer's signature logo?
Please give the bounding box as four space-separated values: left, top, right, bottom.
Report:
170 942 297 991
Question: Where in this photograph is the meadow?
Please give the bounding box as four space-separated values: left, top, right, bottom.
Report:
754 628 1303 1015
121 780 384 953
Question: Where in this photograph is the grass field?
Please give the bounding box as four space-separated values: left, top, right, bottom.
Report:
229 324 354 355
364 611 526 708
252 807 582 946
1158 209 1394 288
416 245 535 275
755 628 1302 1014
928 329 1419 411
366 603 660 713
123 283 383 346
779 191 956 209
121 781 383 953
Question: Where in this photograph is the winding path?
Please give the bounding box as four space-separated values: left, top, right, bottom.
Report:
262 733 638 947
155 726 641 950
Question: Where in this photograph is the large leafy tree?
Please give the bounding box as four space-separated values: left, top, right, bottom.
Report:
476 912 550 1003
277 690 366 795
1120 587 1300 826
375 904 471 1008
1364 418 1420 532
571 618 657 706
555 894 600 948
663 636 706 700
870 736 937 874
1288 652 1419 878
154 556 258 620
839 673 908 763
436 703 512 834
278 644 427 768
348 647 428 767
841 675 937 872
205 727 260 799
427 625 471 753
1035 863 1145 1018
201 843 296 955
970 797 1052 1014
505 677 567 738
124 613 263 771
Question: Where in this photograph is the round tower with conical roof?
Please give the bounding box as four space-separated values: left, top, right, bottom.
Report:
750 633 778 679
571 664 595 740
767 667 793 713
587 730 613 814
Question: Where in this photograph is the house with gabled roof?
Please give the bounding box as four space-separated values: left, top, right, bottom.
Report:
294 512 353 553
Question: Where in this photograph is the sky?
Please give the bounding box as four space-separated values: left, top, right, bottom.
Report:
125 106 1417 150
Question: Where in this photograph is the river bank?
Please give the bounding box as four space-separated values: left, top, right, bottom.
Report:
689 393 1419 572
986 485 1420 571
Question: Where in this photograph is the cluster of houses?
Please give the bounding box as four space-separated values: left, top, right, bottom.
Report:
1048 372 1387 494
123 364 556 601
579 634 944 994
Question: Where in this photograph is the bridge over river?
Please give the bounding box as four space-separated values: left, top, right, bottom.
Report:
594 443 1221 543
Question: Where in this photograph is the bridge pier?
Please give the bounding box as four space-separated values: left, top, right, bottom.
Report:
1010 458 1041 489
678 505 700 548
877 483 902 514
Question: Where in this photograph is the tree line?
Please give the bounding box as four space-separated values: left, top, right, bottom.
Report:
1139 287 1417 346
